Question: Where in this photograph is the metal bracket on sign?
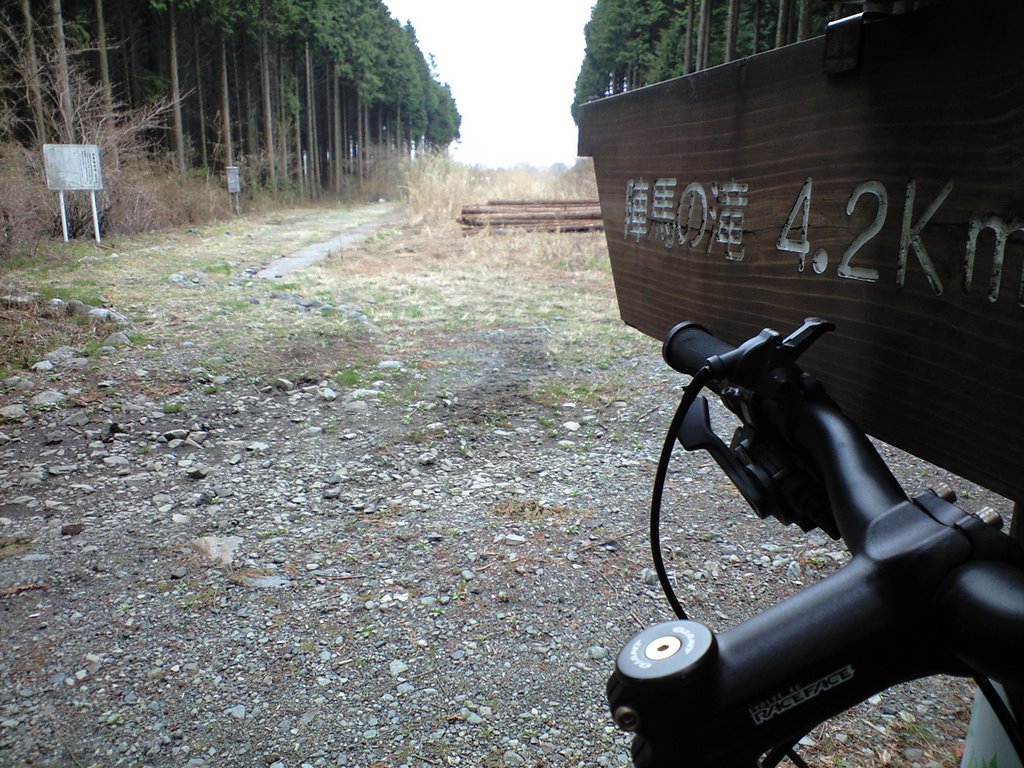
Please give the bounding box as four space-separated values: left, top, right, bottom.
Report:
823 13 867 75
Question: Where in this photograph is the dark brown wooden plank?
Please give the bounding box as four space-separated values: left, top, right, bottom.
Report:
486 199 600 206
578 3 1024 502
458 200 603 232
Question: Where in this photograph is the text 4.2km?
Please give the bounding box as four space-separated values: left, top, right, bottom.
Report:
624 176 1024 306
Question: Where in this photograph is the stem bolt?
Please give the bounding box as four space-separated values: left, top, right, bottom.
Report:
973 506 1003 530
613 705 641 732
644 635 682 661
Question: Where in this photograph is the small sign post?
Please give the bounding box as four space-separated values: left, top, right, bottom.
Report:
42 144 104 243
226 166 241 214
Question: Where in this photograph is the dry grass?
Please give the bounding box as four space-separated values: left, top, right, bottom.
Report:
398 153 598 227
0 302 97 372
314 227 616 336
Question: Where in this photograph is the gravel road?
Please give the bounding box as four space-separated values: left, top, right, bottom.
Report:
0 212 988 767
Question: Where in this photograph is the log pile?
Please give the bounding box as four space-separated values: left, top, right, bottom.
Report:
458 199 603 233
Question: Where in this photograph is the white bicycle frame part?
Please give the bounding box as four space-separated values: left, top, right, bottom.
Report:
961 684 1021 767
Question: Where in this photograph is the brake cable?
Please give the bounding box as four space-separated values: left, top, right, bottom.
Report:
650 364 814 768
761 744 812 768
975 675 1024 766
650 364 712 620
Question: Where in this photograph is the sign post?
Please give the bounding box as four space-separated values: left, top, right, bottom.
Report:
42 144 104 243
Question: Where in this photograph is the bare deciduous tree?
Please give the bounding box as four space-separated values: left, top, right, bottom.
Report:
95 0 113 114
20 0 47 143
50 0 74 142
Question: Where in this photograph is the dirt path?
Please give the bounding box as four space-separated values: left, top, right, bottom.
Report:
0 208 982 768
255 207 402 279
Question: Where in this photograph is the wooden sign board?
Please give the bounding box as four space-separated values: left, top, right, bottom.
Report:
578 3 1024 502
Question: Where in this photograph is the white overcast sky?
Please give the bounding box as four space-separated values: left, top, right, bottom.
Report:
383 1 595 168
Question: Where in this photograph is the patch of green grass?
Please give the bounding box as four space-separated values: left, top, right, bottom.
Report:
6 241 106 276
256 527 288 539
0 537 36 560
333 365 364 387
404 427 443 444
201 261 235 276
362 228 399 246
177 587 216 611
162 402 185 414
217 298 252 313
81 339 104 356
531 379 607 408
37 283 107 308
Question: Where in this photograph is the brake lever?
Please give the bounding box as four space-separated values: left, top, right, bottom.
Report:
678 395 766 513
782 317 836 359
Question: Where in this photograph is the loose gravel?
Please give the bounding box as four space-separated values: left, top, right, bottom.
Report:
0 216 1000 768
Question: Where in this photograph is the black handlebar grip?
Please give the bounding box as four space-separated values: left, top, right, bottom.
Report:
662 322 735 375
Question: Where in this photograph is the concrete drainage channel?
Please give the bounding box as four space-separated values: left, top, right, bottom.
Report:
255 208 402 279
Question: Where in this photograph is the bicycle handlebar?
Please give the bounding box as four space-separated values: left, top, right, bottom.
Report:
608 319 1024 768
662 321 735 378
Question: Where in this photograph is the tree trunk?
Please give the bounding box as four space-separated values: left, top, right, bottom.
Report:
242 39 257 173
724 0 739 63
51 0 75 142
753 0 762 54
95 0 113 114
364 99 371 181
126 10 142 106
683 0 694 75
304 41 318 199
312 63 322 188
333 70 342 195
325 69 334 190
356 90 364 184
191 13 208 169
396 103 402 157
294 75 304 198
341 85 349 175
696 0 711 71
219 30 233 167
258 5 276 191
276 43 288 188
168 0 186 176
21 0 47 144
775 0 793 48
797 0 813 41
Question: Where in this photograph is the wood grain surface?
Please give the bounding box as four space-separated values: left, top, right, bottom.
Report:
578 3 1024 503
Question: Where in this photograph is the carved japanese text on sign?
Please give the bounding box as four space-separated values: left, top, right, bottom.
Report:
623 176 1024 306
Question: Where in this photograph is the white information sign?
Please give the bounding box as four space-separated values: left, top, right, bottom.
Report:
43 144 103 191
226 166 241 193
42 144 104 243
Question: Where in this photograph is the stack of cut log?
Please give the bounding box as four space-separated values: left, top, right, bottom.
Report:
458 199 603 233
